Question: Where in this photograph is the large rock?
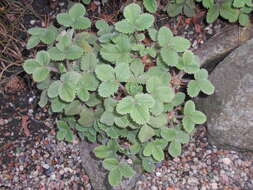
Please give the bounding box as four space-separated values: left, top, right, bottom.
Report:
197 38 253 151
194 24 253 71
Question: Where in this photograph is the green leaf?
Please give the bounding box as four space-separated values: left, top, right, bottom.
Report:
158 26 173 47
119 163 135 177
182 116 195 133
48 80 61 98
143 0 157 13
170 37 190 52
72 17 91 29
142 158 155 172
135 13 154 31
135 93 155 108
130 104 150 124
187 80 200 97
23 59 40 74
81 52 97 72
98 81 119 97
78 109 95 127
191 111 207 124
206 5 220 23
82 0 91 4
167 2 183 17
114 115 129 128
168 140 181 157
56 13 73 27
160 47 179 66
161 127 176 141
77 87 89 102
184 100 195 115
48 47 65 61
115 63 131 82
138 125 155 142
59 81 76 102
51 97 67 112
38 90 48 108
33 67 50 82
65 45 84 60
69 3 86 20
149 114 168 128
95 64 115 81
239 13 250 26
93 145 111 158
198 80 215 95
64 100 82 115
27 36 40 49
116 96 134 114
100 111 115 126
115 20 135 34
124 3 142 23
233 0 245 7
103 158 119 171
108 168 122 186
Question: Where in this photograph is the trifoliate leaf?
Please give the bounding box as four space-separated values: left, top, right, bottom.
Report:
48 47 65 61
138 125 155 142
187 80 200 97
198 80 215 95
65 45 84 60
72 17 91 29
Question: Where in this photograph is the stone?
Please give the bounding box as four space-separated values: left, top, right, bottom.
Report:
194 25 253 71
79 140 142 190
196 38 253 151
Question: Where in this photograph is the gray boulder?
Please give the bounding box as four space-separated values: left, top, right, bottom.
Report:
197 38 253 151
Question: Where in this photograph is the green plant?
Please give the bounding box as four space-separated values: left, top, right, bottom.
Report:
197 0 253 26
23 3 214 186
165 0 252 26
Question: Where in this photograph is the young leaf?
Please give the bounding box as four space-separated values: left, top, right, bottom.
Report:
168 140 181 157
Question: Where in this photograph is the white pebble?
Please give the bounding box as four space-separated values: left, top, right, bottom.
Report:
222 158 231 165
42 164 50 169
30 20 36 25
155 172 161 177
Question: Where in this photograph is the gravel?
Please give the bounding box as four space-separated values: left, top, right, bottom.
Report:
135 125 253 190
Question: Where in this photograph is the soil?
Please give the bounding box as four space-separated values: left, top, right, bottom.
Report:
0 0 248 190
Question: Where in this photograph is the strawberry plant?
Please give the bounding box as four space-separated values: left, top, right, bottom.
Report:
143 0 252 26
23 3 214 186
